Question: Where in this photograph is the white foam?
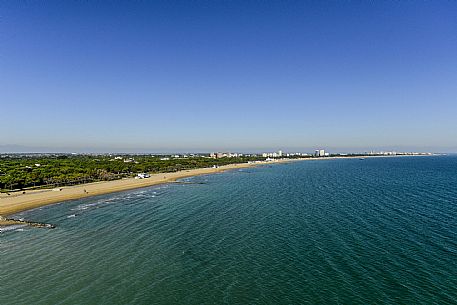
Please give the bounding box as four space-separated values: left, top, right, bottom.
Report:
0 225 27 233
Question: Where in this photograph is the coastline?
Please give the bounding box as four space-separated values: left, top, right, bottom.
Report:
0 155 432 222
0 159 288 218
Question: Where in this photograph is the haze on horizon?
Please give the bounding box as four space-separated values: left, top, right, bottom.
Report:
1 1 456 153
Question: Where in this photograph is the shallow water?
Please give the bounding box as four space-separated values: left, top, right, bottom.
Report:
1 156 456 304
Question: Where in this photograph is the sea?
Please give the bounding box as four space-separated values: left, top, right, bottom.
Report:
1 156 456 305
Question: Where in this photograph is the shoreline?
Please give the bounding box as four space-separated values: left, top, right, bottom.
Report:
0 159 291 218
0 155 433 222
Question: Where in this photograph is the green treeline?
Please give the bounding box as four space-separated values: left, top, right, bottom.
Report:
0 155 264 191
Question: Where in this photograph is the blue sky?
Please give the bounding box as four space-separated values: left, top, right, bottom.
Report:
1 1 456 153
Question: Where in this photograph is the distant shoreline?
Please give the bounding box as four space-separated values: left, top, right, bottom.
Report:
0 155 434 225
0 159 293 219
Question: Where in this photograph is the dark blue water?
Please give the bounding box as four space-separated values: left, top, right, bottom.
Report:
1 156 456 304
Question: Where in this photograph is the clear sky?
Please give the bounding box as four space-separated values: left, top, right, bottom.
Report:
1 1 456 153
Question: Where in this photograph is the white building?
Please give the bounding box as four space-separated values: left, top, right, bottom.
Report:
209 152 242 158
262 150 284 158
315 149 326 157
136 173 150 179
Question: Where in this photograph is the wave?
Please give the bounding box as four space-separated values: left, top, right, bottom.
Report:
0 224 27 233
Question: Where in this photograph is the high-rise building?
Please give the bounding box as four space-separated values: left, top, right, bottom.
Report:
315 149 325 157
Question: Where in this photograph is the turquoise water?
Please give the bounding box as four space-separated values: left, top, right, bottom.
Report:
1 156 456 304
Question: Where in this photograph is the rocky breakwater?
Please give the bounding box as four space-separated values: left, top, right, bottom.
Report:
0 215 56 231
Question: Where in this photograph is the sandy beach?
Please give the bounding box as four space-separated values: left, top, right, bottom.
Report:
0 160 283 218
0 155 429 222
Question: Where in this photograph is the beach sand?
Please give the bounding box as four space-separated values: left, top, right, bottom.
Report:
0 155 426 220
0 160 282 217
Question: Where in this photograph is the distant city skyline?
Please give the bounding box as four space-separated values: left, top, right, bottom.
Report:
0 144 452 154
1 1 456 152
